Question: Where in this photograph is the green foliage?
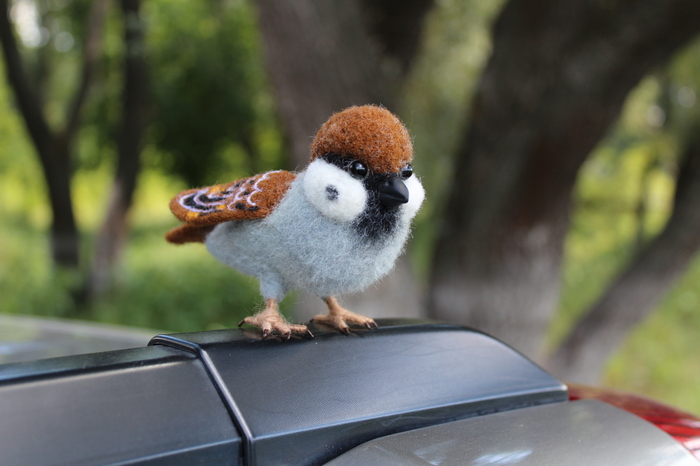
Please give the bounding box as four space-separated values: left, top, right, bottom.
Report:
0 212 263 332
89 225 263 332
146 0 283 186
15 0 93 131
551 38 700 414
607 260 700 414
0 58 51 227
0 0 286 330
0 217 75 317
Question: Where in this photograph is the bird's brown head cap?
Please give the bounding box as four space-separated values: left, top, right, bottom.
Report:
310 105 413 174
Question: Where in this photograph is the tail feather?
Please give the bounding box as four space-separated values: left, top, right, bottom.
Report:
165 224 214 244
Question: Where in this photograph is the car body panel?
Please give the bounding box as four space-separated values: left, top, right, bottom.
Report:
0 318 694 465
151 319 567 465
327 399 700 466
0 345 241 465
569 383 700 460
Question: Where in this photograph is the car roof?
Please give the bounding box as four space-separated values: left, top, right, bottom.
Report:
0 319 566 465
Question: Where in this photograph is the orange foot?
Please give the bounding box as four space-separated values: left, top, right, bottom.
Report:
239 299 313 340
311 296 378 334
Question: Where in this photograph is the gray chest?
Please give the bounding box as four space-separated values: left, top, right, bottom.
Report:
266 183 409 296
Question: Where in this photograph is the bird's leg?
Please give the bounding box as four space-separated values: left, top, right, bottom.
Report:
238 298 312 339
311 296 378 334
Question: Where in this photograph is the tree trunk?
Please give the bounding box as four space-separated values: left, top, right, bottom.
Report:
548 132 700 383
356 0 434 80
255 0 394 167
0 0 109 269
88 0 148 296
254 0 433 320
0 0 78 267
428 0 700 359
62 0 109 145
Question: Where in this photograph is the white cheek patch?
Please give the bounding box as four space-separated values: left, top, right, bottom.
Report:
402 174 425 219
303 159 367 222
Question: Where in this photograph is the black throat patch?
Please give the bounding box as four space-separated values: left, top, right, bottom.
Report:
321 153 402 242
354 173 402 242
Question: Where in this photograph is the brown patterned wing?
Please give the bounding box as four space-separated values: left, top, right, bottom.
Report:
169 170 296 226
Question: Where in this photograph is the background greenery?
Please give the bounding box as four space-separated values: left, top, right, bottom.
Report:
0 0 698 414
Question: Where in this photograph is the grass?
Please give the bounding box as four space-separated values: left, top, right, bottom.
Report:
0 216 265 332
604 261 700 414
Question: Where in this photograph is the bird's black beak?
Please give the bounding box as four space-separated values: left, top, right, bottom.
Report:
379 176 409 209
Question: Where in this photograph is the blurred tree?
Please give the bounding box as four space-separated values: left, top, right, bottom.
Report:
0 0 149 300
550 126 700 382
1 0 281 304
0 0 108 268
147 0 274 187
428 0 700 361
88 0 148 296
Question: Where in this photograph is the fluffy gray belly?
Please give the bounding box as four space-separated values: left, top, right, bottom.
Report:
205 183 409 299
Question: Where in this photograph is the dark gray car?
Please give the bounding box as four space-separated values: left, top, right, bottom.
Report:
0 318 697 465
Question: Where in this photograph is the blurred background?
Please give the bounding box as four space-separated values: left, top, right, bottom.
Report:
0 0 699 412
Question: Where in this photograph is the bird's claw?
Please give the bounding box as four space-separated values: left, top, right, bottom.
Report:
239 311 311 340
312 302 378 335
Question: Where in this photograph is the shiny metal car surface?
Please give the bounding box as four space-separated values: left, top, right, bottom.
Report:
0 314 153 364
328 399 697 466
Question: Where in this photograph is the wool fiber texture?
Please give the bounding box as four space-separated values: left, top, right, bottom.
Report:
205 173 418 301
302 159 367 223
168 170 296 228
310 106 412 174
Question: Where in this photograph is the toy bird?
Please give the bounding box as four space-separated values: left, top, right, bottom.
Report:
165 105 424 338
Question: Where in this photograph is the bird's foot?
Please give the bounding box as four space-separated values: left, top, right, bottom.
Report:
238 300 313 340
311 297 378 334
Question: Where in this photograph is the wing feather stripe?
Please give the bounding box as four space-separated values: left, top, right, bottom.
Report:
167 170 296 230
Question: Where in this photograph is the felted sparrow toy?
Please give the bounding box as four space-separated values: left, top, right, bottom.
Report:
166 105 424 338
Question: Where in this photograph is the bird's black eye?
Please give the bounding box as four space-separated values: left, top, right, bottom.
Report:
400 164 413 180
349 161 368 179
